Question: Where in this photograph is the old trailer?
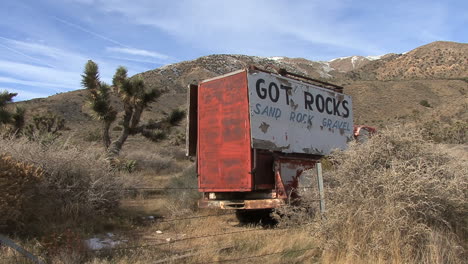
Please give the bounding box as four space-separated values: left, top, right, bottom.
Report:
186 66 353 210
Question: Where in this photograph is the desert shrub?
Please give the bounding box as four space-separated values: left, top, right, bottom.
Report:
124 151 181 174
420 120 467 144
0 154 44 232
159 146 187 161
169 130 186 146
166 108 185 126
304 126 467 263
419 99 432 107
84 128 101 142
141 128 166 142
0 91 25 134
109 158 137 173
112 125 123 131
0 138 124 235
165 164 200 216
23 112 67 144
40 229 86 262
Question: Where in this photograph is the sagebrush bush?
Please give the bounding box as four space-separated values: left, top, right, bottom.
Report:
124 150 182 174
0 154 44 232
0 137 125 235
416 100 467 144
314 126 467 263
421 120 467 144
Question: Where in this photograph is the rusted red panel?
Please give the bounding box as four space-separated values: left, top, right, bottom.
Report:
274 158 317 199
198 70 252 192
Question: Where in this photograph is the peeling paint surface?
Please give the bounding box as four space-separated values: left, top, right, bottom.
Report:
198 71 252 192
248 70 353 155
259 122 270 133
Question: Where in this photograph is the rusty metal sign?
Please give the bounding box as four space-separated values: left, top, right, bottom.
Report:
247 69 353 155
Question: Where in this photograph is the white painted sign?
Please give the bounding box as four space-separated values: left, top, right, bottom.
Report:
247 70 354 155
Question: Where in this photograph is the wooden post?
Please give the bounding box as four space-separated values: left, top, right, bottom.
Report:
316 162 325 214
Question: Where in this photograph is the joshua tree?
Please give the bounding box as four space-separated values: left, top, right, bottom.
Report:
0 91 25 134
81 61 117 149
81 60 161 156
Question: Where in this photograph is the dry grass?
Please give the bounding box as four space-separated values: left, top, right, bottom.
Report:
164 164 200 216
75 215 319 264
124 150 183 174
0 154 44 232
307 125 467 264
2 125 466 264
3 103 467 263
0 136 125 236
418 100 468 144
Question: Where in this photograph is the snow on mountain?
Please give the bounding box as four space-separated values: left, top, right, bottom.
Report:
365 55 384 60
268 56 285 61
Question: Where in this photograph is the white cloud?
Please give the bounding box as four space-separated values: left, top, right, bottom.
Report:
0 60 79 90
52 16 130 48
73 0 384 56
0 38 148 95
0 76 76 90
52 17 172 62
106 47 169 60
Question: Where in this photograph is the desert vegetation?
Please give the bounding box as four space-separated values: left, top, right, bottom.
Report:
2 102 466 264
81 60 162 156
274 125 467 263
80 61 185 159
0 137 125 236
0 91 25 135
1 42 467 263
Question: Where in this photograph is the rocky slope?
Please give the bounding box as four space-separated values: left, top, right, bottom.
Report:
14 41 468 135
349 41 468 80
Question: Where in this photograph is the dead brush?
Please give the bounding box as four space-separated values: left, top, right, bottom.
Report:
124 150 182 174
164 164 200 216
0 137 125 235
315 125 467 263
0 154 44 233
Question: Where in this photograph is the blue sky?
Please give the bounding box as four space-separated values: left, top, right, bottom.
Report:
0 0 466 101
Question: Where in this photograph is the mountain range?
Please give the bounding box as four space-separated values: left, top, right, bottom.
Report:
15 41 467 142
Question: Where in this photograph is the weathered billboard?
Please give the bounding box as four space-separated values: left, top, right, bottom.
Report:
247 69 353 155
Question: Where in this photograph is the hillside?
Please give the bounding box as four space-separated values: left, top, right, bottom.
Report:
14 41 468 135
348 41 468 80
